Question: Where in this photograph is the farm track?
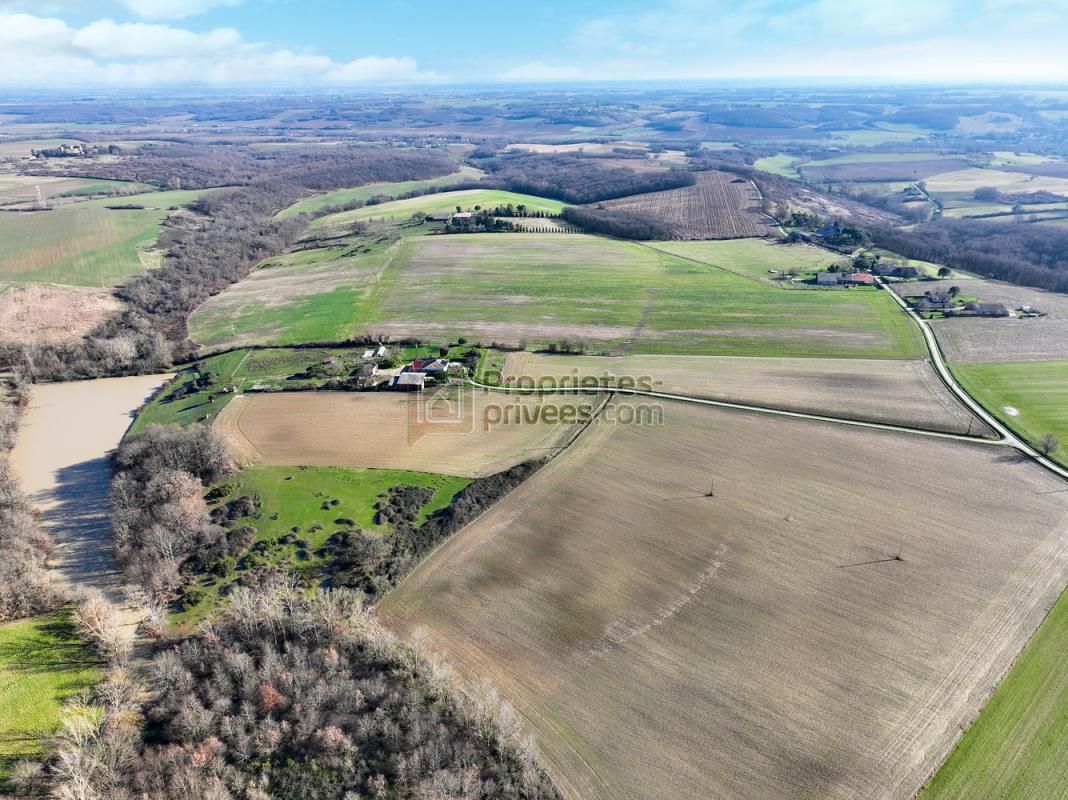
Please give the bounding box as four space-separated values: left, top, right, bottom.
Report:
464 380 1001 447
880 279 1068 482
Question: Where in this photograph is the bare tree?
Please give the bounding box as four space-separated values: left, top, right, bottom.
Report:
1039 433 1060 456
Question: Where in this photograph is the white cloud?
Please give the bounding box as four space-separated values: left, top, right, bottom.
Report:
325 56 433 83
122 0 242 21
0 11 435 87
72 19 241 57
499 61 584 82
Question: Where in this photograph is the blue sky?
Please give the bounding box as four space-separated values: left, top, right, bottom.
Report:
2 0 1068 87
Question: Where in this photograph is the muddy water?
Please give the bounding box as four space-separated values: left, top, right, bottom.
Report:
11 375 171 607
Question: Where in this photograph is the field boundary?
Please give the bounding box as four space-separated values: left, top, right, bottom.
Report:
463 379 1002 446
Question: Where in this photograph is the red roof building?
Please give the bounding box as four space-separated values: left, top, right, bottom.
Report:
844 272 876 285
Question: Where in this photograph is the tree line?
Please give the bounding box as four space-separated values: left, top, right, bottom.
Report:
35 142 455 191
561 205 678 240
476 151 696 204
0 383 63 623
870 219 1068 293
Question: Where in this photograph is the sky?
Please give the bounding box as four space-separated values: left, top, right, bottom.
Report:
2 0 1068 88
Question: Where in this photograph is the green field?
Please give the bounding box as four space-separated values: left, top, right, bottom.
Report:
278 165 485 219
920 587 1068 799
753 154 801 179
0 189 208 286
0 613 100 786
953 361 1068 465
190 230 924 359
176 466 470 624
647 238 848 281
312 188 565 228
187 233 408 348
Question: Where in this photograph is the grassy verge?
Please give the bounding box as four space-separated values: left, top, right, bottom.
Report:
920 587 1068 798
174 466 470 625
0 612 101 787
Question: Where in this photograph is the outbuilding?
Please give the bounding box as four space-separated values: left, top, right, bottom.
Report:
391 372 426 391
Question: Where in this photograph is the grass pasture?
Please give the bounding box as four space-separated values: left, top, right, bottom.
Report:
188 234 403 348
0 175 148 207
754 154 801 178
0 189 207 286
312 189 565 228
920 586 1068 799
953 361 1068 463
647 237 846 282
174 465 470 625
381 400 1068 800
0 613 101 786
277 165 485 219
191 231 923 358
214 388 583 478
596 170 778 239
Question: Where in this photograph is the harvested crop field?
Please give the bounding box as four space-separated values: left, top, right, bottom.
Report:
498 352 988 435
381 399 1068 800
798 156 973 183
894 278 1068 362
596 170 778 239
0 284 120 346
924 167 1068 197
214 389 585 478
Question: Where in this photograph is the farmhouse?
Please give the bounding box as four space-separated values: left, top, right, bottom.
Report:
816 272 840 285
428 213 452 222
390 372 425 391
411 358 450 373
843 272 876 285
915 292 952 312
452 212 473 220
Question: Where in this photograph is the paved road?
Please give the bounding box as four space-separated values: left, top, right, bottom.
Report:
879 280 1068 481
